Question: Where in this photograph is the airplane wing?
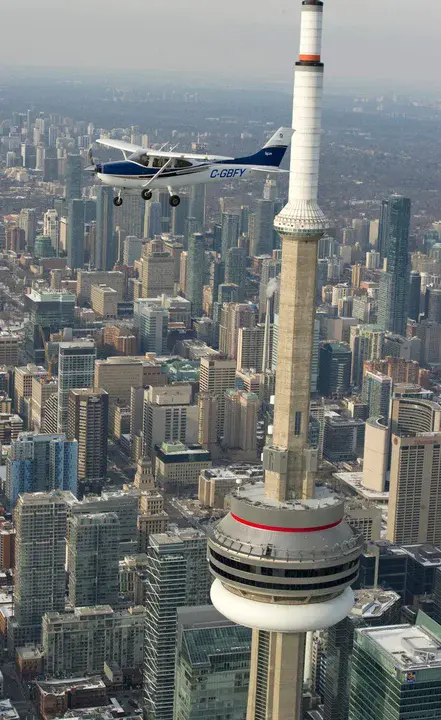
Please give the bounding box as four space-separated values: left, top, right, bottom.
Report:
96 138 143 154
251 167 289 173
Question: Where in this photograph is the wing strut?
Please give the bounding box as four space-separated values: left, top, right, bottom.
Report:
142 158 173 189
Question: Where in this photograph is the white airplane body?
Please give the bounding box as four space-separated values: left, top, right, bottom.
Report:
89 127 293 207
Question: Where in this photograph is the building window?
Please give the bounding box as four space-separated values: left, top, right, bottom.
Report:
294 411 301 436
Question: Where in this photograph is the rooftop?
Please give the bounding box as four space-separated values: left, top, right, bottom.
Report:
351 589 400 619
183 624 251 667
361 624 441 670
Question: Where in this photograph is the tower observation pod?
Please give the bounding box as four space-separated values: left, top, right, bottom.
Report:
208 3 363 720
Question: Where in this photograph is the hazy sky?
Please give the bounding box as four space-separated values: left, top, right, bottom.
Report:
1 0 439 90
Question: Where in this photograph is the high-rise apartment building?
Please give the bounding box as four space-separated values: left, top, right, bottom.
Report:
196 392 218 451
143 529 211 720
14 364 48 419
68 490 138 547
6 432 78 508
199 357 236 437
95 355 165 407
318 342 352 398
30 375 58 433
174 606 251 720
219 303 257 360
96 186 116 270
57 340 96 434
13 492 69 644
171 193 190 236
24 289 76 364
67 388 108 492
18 208 37 249
186 233 205 317
378 196 411 335
350 325 384 388
43 210 59 253
42 605 145 677
236 324 273 371
0 330 19 367
223 390 259 454
141 385 198 461
67 198 85 269
348 617 441 720
387 431 441 545
67 512 120 607
362 371 392 419
65 154 82 202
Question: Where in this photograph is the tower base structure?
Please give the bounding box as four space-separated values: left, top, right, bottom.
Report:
208 482 362 720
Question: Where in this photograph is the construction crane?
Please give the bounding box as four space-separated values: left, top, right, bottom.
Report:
39 327 57 381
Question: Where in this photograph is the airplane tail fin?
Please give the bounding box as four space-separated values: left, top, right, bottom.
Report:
232 127 294 168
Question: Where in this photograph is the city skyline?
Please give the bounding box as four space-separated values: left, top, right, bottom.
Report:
1 0 439 90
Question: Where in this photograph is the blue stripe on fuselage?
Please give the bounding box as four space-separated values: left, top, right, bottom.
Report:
221 144 288 168
101 161 154 176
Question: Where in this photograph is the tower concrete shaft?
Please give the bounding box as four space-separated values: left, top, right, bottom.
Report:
264 0 329 503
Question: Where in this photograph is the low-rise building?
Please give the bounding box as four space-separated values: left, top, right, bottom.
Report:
154 442 212 490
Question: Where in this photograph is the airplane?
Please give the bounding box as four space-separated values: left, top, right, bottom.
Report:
87 127 294 207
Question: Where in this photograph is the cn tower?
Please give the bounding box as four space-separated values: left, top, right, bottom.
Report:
208 3 363 720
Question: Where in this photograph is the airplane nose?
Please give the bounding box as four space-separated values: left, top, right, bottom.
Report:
95 163 103 173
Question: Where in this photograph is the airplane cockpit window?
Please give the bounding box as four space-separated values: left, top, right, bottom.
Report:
174 158 192 168
132 152 150 167
152 157 170 168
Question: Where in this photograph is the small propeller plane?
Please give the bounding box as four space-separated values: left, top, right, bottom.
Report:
87 127 293 207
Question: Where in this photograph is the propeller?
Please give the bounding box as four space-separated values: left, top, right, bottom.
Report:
84 146 98 172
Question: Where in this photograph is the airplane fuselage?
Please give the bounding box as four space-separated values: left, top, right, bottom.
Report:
96 161 253 191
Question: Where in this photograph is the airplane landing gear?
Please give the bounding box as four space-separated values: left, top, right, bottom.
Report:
113 196 123 207
141 188 153 201
169 194 180 207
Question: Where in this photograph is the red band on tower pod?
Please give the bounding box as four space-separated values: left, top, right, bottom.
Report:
230 513 341 533
299 54 321 61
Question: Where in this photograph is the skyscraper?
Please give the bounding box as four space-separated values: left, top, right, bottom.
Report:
225 247 247 299
65 154 82 202
350 325 384 388
199 357 236 439
318 342 352 398
377 196 411 335
220 212 240 261
348 618 441 720
250 199 275 256
408 271 421 321
208 5 363 720
143 529 211 720
174 606 251 720
140 252 175 297
67 512 120 607
23 288 76 364
67 388 108 493
189 184 206 230
115 192 144 238
6 432 78 509
67 199 85 269
362 371 392 419
13 492 69 644
223 390 259 454
96 186 116 270
134 299 169 354
324 589 401 720
18 208 37 249
171 192 190 236
186 233 205 317
425 285 441 323
57 340 96 434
